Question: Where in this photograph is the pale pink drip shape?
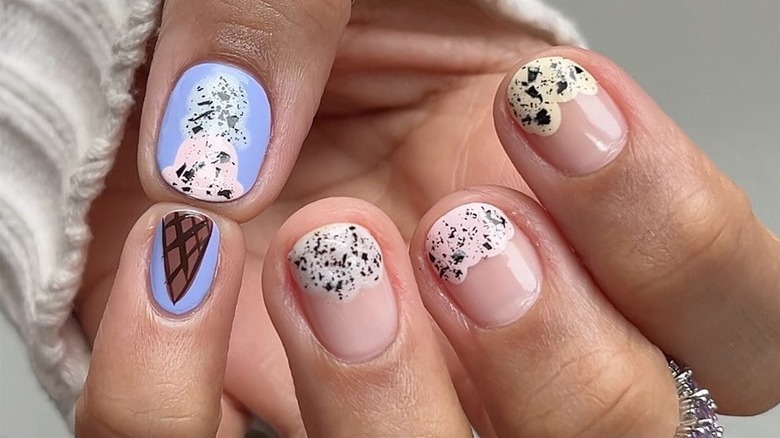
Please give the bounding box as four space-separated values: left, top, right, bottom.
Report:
427 203 516 284
162 135 245 202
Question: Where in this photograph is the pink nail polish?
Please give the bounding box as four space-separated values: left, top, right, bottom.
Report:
507 56 627 175
426 203 542 328
289 223 398 361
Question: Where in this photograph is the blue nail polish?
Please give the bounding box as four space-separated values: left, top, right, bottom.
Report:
150 210 220 315
157 63 271 202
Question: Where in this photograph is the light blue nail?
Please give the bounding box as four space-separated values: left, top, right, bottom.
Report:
157 63 271 202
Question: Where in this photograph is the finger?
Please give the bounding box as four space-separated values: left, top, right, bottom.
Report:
494 47 780 413
411 187 680 438
75 205 245 437
262 197 472 437
138 0 351 221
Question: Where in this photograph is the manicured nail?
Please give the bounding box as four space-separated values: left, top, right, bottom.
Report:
288 223 398 361
426 203 542 328
157 62 271 202
150 210 220 315
507 56 627 175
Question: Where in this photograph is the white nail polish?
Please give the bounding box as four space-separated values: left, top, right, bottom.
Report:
289 223 383 302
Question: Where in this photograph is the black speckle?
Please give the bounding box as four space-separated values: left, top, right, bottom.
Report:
452 250 466 263
524 86 543 102
534 109 551 126
175 163 186 178
527 66 540 82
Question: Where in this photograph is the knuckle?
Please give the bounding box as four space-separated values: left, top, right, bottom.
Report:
75 381 218 438
525 348 669 438
212 0 347 47
667 182 749 267
626 179 753 299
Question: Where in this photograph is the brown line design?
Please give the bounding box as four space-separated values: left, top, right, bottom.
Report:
161 211 213 304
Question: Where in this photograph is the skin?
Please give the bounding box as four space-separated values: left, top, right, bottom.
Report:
79 2 548 434
72 0 780 436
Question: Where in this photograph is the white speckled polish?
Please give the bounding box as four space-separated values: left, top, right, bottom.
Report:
289 223 398 361
426 203 542 328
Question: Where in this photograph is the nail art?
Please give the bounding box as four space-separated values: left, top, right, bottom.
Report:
426 203 515 284
289 223 383 302
150 210 220 315
157 63 271 202
507 56 597 136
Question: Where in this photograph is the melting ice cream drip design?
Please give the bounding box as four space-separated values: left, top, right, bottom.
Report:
163 72 250 201
507 56 598 136
426 203 515 284
289 224 384 302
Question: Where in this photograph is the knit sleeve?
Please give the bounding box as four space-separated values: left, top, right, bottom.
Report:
0 0 160 429
0 0 582 432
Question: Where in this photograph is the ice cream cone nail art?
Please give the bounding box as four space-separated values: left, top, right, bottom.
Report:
150 210 220 315
157 63 271 202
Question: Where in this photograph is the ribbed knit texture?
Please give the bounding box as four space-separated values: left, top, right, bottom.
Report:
0 0 581 432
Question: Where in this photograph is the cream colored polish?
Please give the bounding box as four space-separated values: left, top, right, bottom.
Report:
507 56 628 175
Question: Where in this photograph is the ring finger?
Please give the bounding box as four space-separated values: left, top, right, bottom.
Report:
493 47 780 413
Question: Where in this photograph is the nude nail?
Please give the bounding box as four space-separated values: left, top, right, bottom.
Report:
426 203 542 328
288 223 398 361
507 56 627 175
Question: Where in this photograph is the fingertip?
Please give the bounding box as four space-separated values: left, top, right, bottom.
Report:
79 203 245 437
261 197 470 437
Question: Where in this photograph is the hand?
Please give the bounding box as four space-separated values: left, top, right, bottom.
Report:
75 1 780 437
77 0 549 434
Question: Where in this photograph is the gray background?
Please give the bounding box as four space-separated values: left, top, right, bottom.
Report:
1 0 779 436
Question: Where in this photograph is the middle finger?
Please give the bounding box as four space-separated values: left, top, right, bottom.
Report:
411 186 679 437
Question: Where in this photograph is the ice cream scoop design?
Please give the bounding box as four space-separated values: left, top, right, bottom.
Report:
426 203 515 284
507 56 598 136
161 136 244 201
157 62 271 203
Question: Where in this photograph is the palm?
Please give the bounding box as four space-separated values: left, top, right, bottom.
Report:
77 3 545 431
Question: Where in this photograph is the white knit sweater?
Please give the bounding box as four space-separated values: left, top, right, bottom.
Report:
0 0 583 431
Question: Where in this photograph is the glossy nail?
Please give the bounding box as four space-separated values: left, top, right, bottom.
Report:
289 223 398 361
150 210 220 315
157 62 271 202
507 56 627 175
426 203 542 328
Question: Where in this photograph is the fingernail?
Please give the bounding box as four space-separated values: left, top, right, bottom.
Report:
426 203 542 328
507 56 627 175
150 210 220 315
288 223 398 361
157 62 271 202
